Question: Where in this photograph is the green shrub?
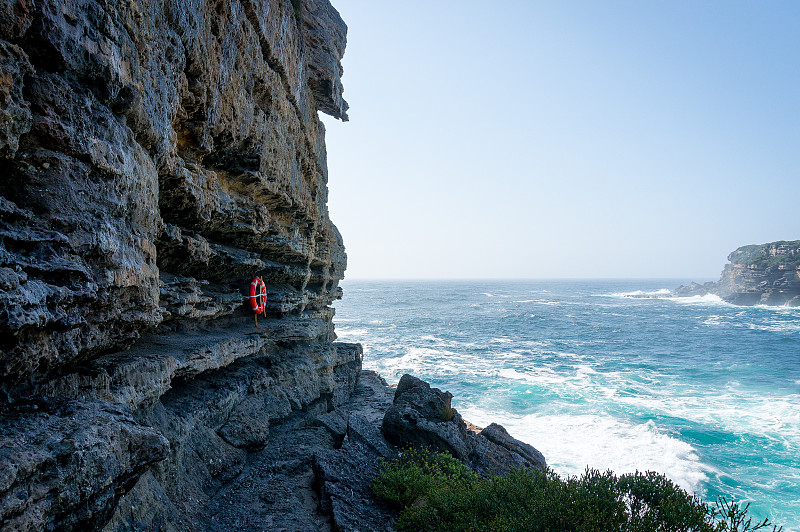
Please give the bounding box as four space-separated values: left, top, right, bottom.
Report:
712 497 783 532
371 447 478 510
439 404 456 421
728 241 800 269
371 448 783 532
616 470 715 532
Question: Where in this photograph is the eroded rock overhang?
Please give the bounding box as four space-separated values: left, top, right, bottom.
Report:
0 0 357 529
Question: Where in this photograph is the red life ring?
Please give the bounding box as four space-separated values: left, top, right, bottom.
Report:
249 276 267 314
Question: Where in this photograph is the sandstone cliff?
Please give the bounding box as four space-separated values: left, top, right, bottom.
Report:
674 241 800 306
0 1 546 530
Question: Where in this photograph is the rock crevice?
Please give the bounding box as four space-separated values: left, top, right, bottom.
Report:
1 0 354 529
0 1 550 530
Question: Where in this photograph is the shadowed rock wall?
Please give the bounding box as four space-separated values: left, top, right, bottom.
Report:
0 0 358 529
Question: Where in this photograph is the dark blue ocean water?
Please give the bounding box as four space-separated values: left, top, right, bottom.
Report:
333 279 800 529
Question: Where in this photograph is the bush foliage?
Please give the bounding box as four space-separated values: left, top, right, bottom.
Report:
372 448 782 532
728 241 800 269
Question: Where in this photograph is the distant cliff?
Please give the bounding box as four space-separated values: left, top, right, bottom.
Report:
674 241 800 306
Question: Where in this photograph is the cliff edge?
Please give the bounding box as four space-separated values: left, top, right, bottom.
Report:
0 1 546 530
1 0 356 528
674 240 800 306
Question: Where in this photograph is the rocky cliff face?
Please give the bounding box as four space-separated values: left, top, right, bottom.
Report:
674 241 800 306
0 1 547 529
0 0 359 528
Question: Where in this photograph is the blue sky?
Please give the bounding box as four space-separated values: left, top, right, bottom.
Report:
320 1 800 279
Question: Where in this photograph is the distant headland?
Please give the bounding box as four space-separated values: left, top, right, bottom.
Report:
673 240 800 306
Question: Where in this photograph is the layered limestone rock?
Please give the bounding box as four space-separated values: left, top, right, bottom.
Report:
0 1 551 530
0 0 348 397
0 0 358 529
674 241 800 306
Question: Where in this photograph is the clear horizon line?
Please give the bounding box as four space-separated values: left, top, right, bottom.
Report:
340 276 719 282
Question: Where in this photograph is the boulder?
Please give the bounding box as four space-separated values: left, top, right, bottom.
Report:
382 374 546 477
382 374 471 460
471 423 547 476
671 281 712 297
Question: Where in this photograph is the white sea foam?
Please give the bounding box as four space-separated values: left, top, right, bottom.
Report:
338 280 800 530
747 320 800 333
374 346 478 378
768 305 800 315
608 289 730 306
416 335 482 351
611 288 672 299
460 408 711 493
396 346 446 363
614 387 800 445
491 359 800 450
575 364 599 375
334 327 371 337
497 367 537 382
512 297 561 305
699 311 800 333
701 315 725 327
494 364 604 395
668 293 727 305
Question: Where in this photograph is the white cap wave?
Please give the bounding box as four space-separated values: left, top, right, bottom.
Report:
460 407 711 495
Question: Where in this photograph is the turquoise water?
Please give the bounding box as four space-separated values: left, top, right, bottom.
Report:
333 279 800 529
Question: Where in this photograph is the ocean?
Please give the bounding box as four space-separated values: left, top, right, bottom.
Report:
333 279 800 530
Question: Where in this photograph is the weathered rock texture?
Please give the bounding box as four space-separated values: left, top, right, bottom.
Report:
0 0 349 397
674 241 800 306
0 0 358 529
0 1 550 530
382 374 546 478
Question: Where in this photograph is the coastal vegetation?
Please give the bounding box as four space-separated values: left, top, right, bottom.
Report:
727 241 800 269
372 447 782 532
439 403 456 422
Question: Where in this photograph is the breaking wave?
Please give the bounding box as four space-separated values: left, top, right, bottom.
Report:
460 407 711 493
334 279 800 530
610 288 673 299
